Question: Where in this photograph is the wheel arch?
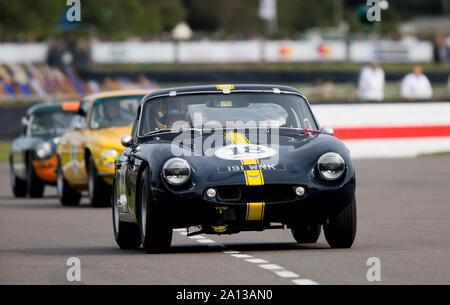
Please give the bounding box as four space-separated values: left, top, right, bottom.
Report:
84 147 92 172
25 150 32 171
135 160 150 219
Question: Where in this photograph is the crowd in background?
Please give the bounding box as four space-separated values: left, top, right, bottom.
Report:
0 63 158 101
1 61 448 102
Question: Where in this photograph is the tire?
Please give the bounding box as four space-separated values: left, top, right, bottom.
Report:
10 161 27 198
323 196 357 248
112 186 141 249
88 155 112 207
139 167 172 253
26 154 44 198
57 158 81 206
291 224 321 244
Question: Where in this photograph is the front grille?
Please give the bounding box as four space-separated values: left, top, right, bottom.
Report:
217 186 242 202
215 185 297 203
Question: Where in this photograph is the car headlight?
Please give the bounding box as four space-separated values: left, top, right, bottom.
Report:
36 142 52 159
162 158 191 185
101 149 118 168
317 152 345 180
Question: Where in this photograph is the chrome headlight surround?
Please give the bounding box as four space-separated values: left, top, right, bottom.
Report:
162 157 191 186
317 152 346 181
36 141 52 159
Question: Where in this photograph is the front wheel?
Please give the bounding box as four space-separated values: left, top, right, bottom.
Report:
323 196 357 248
57 159 81 206
291 224 321 244
113 185 141 249
139 168 172 253
88 155 112 207
10 162 27 198
27 154 44 198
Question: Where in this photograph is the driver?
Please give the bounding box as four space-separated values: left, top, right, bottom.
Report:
155 101 189 130
101 102 127 128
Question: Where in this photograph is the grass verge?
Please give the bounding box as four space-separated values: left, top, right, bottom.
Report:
0 141 11 163
418 151 450 157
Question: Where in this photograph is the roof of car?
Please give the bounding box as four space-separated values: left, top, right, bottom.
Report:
141 84 303 104
82 89 151 102
26 101 80 116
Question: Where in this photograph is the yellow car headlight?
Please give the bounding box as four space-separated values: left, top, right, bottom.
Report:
100 149 118 168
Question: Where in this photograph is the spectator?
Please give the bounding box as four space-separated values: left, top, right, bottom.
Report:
400 65 433 100
446 36 450 63
87 80 100 93
433 34 447 63
448 74 450 96
138 74 157 90
358 62 385 101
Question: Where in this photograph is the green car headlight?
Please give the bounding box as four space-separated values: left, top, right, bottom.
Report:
36 142 52 159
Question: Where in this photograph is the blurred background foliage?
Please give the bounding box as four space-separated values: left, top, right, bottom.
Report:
0 0 448 41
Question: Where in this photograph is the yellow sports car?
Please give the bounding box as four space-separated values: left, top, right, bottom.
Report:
56 90 149 206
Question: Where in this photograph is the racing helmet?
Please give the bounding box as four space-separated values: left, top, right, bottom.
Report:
155 101 188 130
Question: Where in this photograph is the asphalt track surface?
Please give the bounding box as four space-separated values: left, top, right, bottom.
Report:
1 157 450 285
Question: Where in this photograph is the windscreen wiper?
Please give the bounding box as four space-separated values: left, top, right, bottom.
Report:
143 128 202 137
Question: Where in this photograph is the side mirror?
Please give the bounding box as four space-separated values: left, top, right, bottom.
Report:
21 117 29 127
78 108 87 117
121 134 133 147
321 126 334 136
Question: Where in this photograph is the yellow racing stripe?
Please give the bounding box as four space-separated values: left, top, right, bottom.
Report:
216 84 235 90
246 202 265 221
225 132 265 220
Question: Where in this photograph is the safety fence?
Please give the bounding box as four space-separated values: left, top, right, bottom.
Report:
312 102 450 158
0 40 433 64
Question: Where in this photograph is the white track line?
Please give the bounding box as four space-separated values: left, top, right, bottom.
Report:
245 258 268 264
223 250 240 254
175 229 319 285
188 235 205 239
196 239 216 244
259 264 283 270
292 279 319 285
274 270 299 278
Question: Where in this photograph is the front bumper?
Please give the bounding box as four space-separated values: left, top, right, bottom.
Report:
153 180 356 229
32 155 58 183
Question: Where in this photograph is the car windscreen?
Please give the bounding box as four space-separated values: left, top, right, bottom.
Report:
89 95 142 130
30 110 76 136
139 92 317 135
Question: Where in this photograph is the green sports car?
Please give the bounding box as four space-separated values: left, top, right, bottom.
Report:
9 102 80 197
